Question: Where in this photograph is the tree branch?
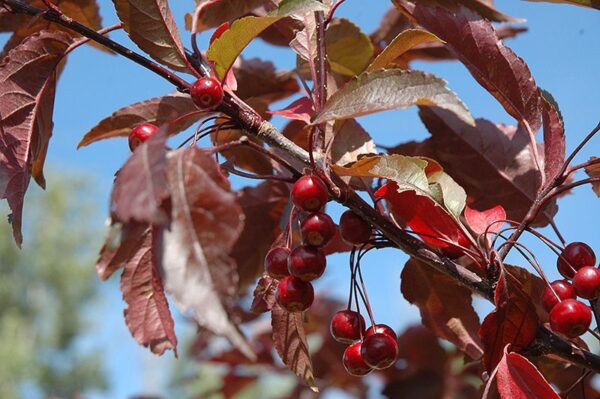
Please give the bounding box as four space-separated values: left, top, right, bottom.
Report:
4 0 600 377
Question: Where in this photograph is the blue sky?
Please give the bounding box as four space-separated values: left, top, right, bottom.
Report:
2 1 600 398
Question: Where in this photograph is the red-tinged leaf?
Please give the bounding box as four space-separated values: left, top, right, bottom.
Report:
29 72 57 189
465 205 506 236
120 227 178 356
394 107 554 226
376 182 471 256
78 92 202 147
113 0 192 73
96 221 150 281
269 97 314 124
496 351 559 399
394 1 542 135
161 147 254 359
234 58 300 104
541 91 565 181
231 181 289 290
271 303 318 392
313 69 474 126
186 0 272 33
371 7 412 48
1 0 104 57
585 157 600 197
459 0 523 22
401 258 484 359
0 30 72 246
222 373 258 399
480 268 539 372
397 325 448 373
110 128 169 225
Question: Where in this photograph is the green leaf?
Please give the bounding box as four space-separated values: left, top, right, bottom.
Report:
112 0 190 73
326 18 374 76
366 29 443 72
206 16 282 80
427 171 467 218
313 69 474 125
522 0 600 10
269 0 329 16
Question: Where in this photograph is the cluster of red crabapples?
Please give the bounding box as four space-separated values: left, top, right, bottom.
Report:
264 174 399 376
127 77 224 151
542 242 599 338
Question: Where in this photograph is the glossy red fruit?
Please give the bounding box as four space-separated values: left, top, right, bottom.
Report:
541 280 576 312
276 276 314 312
342 342 372 376
301 212 336 247
360 333 398 369
128 123 158 151
557 242 597 279
330 310 366 344
288 245 326 281
365 324 397 341
291 175 329 212
339 210 372 245
549 299 592 338
264 247 290 279
191 77 224 109
573 266 600 299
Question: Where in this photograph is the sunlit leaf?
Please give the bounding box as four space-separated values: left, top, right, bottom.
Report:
270 0 329 16
113 0 191 72
207 16 282 80
367 29 443 72
313 69 474 125
541 90 565 181
585 157 600 197
496 351 560 399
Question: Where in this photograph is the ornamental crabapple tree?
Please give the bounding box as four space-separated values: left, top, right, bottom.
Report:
1 0 600 397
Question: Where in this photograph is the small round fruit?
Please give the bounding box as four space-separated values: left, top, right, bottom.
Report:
330 310 366 344
557 242 597 279
339 210 372 245
288 245 326 281
360 333 398 369
301 212 336 247
365 324 398 342
573 266 600 299
276 276 314 312
342 342 372 376
549 299 592 338
291 175 329 212
541 280 576 312
191 77 224 109
128 123 158 151
264 247 291 279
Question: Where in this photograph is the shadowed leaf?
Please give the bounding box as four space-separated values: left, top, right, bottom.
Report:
234 58 300 103
110 128 169 225
331 119 376 166
326 18 374 76
313 69 474 125
232 181 289 290
186 0 272 33
585 157 600 197
394 0 542 134
113 0 191 72
401 258 483 359
480 268 539 372
120 227 178 356
78 92 202 147
96 221 150 281
0 30 72 246
272 303 318 392
522 0 600 10
161 147 254 359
